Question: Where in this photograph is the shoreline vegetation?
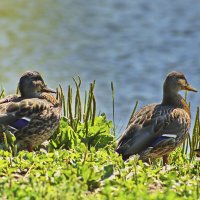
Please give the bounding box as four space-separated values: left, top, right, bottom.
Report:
0 79 199 199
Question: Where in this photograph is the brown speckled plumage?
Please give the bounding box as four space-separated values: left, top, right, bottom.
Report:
116 71 197 164
0 71 61 150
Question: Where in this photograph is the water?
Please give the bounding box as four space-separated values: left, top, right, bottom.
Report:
0 0 199 133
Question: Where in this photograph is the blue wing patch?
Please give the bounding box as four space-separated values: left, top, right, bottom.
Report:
10 117 30 130
150 134 177 147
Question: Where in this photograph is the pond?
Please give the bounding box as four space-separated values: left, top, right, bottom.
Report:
0 0 199 133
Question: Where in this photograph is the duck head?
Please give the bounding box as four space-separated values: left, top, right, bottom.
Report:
19 71 56 98
163 71 197 94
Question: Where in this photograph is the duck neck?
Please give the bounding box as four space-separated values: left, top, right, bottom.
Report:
39 93 60 107
162 86 191 116
162 85 179 105
21 91 40 99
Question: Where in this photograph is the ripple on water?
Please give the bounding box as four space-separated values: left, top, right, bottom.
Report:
0 0 199 132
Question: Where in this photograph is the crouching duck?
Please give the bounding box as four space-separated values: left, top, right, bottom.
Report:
0 71 61 151
116 71 197 164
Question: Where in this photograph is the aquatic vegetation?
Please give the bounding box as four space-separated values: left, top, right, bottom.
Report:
0 79 199 199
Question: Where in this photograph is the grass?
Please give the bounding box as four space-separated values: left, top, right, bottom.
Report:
0 80 199 200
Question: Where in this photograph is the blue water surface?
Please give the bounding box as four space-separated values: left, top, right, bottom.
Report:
0 0 199 134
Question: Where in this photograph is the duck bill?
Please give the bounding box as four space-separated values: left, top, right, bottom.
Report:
42 86 56 93
185 84 198 92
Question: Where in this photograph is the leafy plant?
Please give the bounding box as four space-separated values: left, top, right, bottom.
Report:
49 78 114 151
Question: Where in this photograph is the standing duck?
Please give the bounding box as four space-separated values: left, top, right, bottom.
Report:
0 71 61 151
116 71 197 164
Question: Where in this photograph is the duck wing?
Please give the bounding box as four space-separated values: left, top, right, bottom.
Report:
0 94 21 124
0 94 19 104
116 103 190 159
0 98 51 127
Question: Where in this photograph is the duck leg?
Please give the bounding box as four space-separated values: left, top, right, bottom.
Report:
194 149 200 157
163 154 169 165
27 144 33 152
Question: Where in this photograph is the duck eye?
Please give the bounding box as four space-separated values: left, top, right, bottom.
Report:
31 77 38 81
178 78 187 87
